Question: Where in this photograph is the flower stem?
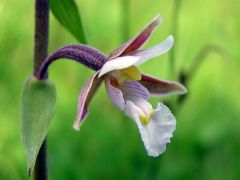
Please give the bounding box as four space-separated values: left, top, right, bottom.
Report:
33 0 49 179
121 0 130 41
37 44 107 79
169 0 181 79
177 44 227 104
165 0 181 112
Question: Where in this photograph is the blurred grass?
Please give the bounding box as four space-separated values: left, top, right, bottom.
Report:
0 0 240 179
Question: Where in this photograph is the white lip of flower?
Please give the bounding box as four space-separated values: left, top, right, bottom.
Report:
103 67 177 157
125 101 176 157
73 14 187 157
103 68 176 157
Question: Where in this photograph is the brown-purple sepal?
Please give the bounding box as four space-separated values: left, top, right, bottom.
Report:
108 14 162 60
73 71 103 130
139 74 187 96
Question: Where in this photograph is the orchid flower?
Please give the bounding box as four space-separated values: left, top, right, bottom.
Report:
38 14 187 157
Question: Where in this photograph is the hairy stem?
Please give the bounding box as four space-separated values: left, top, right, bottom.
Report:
34 0 49 179
34 0 49 78
37 44 107 79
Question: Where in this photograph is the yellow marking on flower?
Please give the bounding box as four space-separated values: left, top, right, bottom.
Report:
117 66 141 84
139 113 152 125
120 66 141 81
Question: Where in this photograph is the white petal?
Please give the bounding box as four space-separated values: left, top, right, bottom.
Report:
125 101 176 157
105 78 125 110
98 56 140 77
98 35 173 78
133 35 174 65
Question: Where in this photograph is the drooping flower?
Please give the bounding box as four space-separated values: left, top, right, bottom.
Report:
73 14 187 157
38 14 187 157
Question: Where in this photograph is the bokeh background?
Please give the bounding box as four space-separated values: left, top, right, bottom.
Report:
1 0 240 179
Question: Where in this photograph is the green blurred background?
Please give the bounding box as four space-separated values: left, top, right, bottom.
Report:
1 0 240 179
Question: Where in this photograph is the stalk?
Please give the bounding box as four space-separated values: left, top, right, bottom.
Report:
33 0 49 179
169 0 181 79
164 0 182 113
121 0 130 41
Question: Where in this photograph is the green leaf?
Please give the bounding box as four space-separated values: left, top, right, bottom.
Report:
50 0 87 43
20 77 56 176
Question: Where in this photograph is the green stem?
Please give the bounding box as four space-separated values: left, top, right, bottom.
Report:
169 0 181 80
177 44 227 104
121 0 130 41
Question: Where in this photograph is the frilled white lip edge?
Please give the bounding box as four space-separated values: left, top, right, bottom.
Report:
125 101 176 157
98 35 174 78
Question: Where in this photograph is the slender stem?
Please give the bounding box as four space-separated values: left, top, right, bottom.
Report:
121 0 130 41
168 0 181 79
187 44 227 81
165 0 181 113
33 0 49 179
34 140 48 180
34 0 49 78
37 44 107 79
177 44 227 104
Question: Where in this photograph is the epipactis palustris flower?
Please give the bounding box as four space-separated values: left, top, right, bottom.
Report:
38 14 187 157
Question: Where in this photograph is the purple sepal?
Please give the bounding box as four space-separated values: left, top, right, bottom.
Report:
140 74 187 96
108 15 161 60
37 44 108 79
73 71 103 130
